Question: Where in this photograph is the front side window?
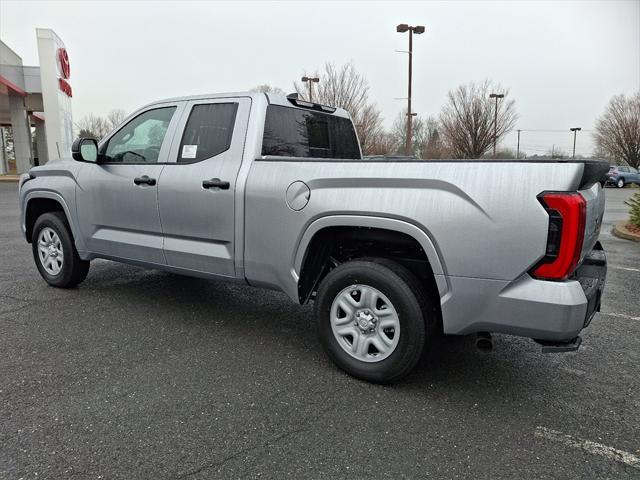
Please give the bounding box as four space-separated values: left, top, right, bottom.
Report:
178 103 238 163
262 105 360 159
101 107 176 163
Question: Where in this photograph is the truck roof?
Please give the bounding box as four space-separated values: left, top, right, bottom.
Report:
143 91 351 119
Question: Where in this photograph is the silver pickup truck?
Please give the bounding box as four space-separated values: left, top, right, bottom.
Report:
18 92 608 383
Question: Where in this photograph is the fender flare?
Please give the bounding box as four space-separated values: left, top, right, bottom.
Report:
22 190 87 253
292 214 449 297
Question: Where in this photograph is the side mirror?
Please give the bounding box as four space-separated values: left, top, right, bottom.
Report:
72 137 99 163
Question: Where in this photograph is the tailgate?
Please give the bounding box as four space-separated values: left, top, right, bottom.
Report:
579 178 606 262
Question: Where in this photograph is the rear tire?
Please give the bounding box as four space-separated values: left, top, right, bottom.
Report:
315 258 434 383
617 178 625 188
32 212 90 288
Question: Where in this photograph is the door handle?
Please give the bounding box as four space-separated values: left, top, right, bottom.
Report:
133 175 156 186
202 178 230 190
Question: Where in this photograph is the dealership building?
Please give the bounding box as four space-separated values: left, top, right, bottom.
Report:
0 29 73 174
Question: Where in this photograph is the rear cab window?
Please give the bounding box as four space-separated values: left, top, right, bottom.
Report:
261 105 361 160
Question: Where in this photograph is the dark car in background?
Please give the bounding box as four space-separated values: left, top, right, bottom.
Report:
605 165 640 188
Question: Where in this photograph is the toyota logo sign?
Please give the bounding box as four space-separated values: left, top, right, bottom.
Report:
56 47 72 97
57 48 70 79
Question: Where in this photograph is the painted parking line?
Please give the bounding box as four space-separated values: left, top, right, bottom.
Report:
601 312 640 321
534 427 640 471
610 266 640 273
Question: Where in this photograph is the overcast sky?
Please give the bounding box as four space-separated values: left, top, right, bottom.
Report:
1 0 639 156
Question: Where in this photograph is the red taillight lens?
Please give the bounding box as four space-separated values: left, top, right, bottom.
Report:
531 192 586 281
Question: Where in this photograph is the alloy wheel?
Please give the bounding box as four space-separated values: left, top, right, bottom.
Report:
37 227 64 276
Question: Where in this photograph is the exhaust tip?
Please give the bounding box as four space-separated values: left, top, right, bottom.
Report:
476 332 493 352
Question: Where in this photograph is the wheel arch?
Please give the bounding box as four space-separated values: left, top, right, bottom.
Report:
293 215 448 305
23 192 85 252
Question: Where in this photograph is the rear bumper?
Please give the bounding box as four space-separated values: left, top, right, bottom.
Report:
440 242 607 341
571 241 606 328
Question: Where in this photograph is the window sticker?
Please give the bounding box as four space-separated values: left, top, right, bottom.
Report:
182 145 198 159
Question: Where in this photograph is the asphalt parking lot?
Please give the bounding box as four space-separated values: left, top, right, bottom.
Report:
0 182 639 479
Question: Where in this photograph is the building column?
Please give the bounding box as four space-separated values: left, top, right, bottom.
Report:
33 118 48 166
8 93 33 173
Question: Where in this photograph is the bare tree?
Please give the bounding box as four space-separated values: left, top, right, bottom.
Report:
76 114 110 140
389 110 423 156
494 148 521 159
594 92 640 168
439 80 517 159
294 62 384 156
387 111 447 158
419 117 449 159
106 109 127 131
365 131 397 156
76 109 128 140
546 147 568 159
355 104 385 155
251 84 286 96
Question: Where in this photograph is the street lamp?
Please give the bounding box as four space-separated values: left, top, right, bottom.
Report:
489 93 504 157
570 127 582 159
301 76 319 102
396 23 425 156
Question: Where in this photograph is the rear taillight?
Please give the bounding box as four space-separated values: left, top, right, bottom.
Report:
531 192 586 281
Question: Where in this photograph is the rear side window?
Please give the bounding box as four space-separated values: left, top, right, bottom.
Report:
261 105 361 159
178 103 238 163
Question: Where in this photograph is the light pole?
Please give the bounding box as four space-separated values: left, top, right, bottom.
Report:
397 23 425 156
570 127 581 159
489 93 504 157
301 76 319 102
516 129 521 159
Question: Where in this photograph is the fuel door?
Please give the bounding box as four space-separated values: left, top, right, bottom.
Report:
286 181 311 211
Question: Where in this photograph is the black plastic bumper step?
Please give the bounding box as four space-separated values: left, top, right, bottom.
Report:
535 336 582 353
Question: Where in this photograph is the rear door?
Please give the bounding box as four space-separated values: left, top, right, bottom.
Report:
76 103 182 263
157 97 251 276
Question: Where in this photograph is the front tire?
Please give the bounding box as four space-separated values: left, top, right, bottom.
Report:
617 178 625 188
315 258 434 383
32 212 90 288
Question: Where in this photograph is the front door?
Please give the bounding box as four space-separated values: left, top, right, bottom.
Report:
157 97 251 276
76 104 182 264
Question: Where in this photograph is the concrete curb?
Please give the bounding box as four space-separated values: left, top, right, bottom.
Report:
0 175 20 183
612 221 640 243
